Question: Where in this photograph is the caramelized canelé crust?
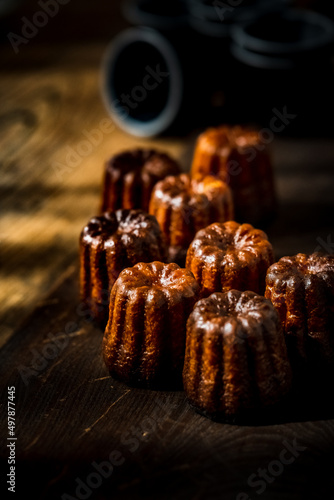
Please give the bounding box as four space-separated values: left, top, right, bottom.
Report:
265 253 334 370
186 221 274 297
103 262 200 387
101 148 181 213
183 290 292 423
149 173 234 266
79 210 167 327
191 125 276 224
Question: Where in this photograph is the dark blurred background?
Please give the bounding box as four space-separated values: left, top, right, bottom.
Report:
1 0 334 137
0 0 127 45
0 0 128 65
1 0 334 52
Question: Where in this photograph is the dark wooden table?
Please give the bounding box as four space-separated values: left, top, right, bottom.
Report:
1 2 334 499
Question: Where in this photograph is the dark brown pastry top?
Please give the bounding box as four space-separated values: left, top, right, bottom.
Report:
186 221 274 293
266 252 334 285
106 148 180 177
101 148 181 212
192 125 266 167
188 290 281 337
81 209 167 261
187 220 273 258
81 212 117 242
150 173 232 206
112 261 200 296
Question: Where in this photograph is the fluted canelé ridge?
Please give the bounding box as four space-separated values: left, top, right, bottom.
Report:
149 173 234 266
79 210 167 327
186 221 274 297
101 148 181 213
103 261 200 387
191 125 276 224
183 290 292 422
265 252 334 370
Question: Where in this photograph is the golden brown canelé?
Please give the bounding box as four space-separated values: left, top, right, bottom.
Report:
101 148 181 213
265 253 334 372
79 210 167 327
183 290 292 423
149 173 234 266
190 125 276 224
186 221 274 297
103 261 200 388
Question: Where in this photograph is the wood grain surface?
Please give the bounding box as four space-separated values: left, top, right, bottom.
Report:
1 2 334 499
1 265 334 500
0 41 190 347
